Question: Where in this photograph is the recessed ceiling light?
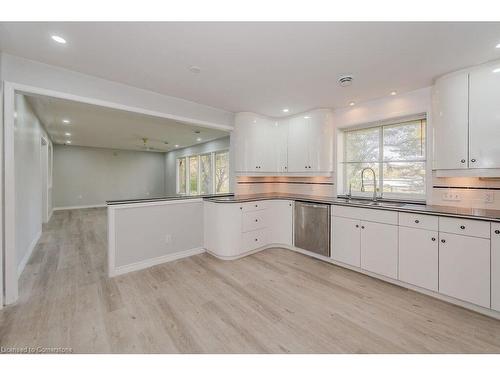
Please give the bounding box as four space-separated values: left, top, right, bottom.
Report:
62 119 70 124
390 91 397 96
51 35 67 44
496 43 500 49
14 112 18 118
349 101 355 106
175 144 180 148
304 116 311 119
493 68 500 73
282 108 289 113
65 132 71 136
189 66 201 73
66 140 72 144
196 137 202 142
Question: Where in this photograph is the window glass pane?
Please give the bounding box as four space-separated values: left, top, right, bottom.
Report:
200 154 212 194
383 120 426 161
345 127 380 162
344 162 380 195
177 158 186 194
189 156 199 194
382 162 426 196
215 151 229 193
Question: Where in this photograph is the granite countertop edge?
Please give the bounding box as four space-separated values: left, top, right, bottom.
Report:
107 193 500 222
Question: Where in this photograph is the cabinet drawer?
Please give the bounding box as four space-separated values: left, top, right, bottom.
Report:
242 229 269 252
240 200 269 212
332 205 398 225
399 212 438 231
242 210 268 232
439 217 490 238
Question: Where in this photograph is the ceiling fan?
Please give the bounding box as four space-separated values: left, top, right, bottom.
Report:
138 137 165 152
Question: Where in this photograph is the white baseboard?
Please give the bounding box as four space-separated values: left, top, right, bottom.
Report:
53 204 107 211
111 247 205 277
17 229 42 277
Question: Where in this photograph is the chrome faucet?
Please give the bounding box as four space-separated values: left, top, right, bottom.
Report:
361 167 378 201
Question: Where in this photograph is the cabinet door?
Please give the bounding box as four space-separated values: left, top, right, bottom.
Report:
307 109 334 172
439 233 490 308
469 62 500 168
360 221 398 279
492 223 500 312
268 200 293 245
331 216 360 267
398 227 438 291
287 116 310 172
233 113 260 172
432 72 469 169
265 119 288 173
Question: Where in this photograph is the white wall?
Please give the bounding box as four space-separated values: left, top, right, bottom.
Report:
14 94 52 275
164 136 231 195
53 145 166 208
1 53 233 129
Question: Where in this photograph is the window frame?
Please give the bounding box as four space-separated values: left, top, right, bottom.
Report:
176 148 229 196
339 115 427 202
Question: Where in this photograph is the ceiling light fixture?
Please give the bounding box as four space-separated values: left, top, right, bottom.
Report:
282 108 289 113
196 137 202 142
493 68 500 73
62 119 70 124
66 140 72 144
189 66 201 73
175 144 180 148
390 91 397 96
65 132 71 136
304 116 311 119
496 43 500 49
349 101 355 106
51 35 67 44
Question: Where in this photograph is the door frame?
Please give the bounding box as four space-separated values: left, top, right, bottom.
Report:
1 80 233 305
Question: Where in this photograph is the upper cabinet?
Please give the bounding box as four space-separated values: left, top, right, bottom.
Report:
433 59 500 172
469 62 500 169
233 109 334 175
432 72 469 170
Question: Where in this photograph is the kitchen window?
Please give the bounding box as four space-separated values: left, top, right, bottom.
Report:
340 116 426 201
176 150 229 195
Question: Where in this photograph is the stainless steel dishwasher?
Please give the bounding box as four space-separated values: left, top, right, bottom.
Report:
294 201 330 257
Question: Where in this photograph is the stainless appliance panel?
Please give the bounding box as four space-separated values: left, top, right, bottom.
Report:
294 201 330 257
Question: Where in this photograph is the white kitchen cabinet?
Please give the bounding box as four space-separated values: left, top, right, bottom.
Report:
469 61 500 169
233 113 287 173
492 223 500 312
331 216 361 267
287 109 334 173
268 200 293 246
432 72 469 170
398 226 438 291
439 233 490 308
360 221 398 279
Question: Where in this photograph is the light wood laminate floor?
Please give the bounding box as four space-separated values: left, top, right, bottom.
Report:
1 208 500 353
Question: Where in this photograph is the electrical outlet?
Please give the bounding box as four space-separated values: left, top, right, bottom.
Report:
442 191 461 202
165 234 172 244
484 191 495 204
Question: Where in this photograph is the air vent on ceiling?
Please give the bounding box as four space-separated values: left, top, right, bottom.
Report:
338 75 353 87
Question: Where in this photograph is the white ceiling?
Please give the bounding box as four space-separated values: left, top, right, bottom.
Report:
2 22 500 117
24 94 229 152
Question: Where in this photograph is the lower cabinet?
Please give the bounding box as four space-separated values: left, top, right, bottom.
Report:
360 221 398 279
439 233 490 308
268 200 293 246
331 216 361 267
398 227 438 291
490 223 500 312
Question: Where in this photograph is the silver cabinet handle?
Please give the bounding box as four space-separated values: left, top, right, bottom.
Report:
471 159 476 163
460 225 465 230
460 159 466 163
431 237 436 241
495 230 500 235
355 224 359 228
361 225 365 229
441 239 446 243
415 219 420 224
254 219 258 222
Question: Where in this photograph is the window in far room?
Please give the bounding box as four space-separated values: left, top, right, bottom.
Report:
176 149 229 195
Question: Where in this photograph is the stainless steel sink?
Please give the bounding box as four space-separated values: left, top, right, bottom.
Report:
340 199 406 208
